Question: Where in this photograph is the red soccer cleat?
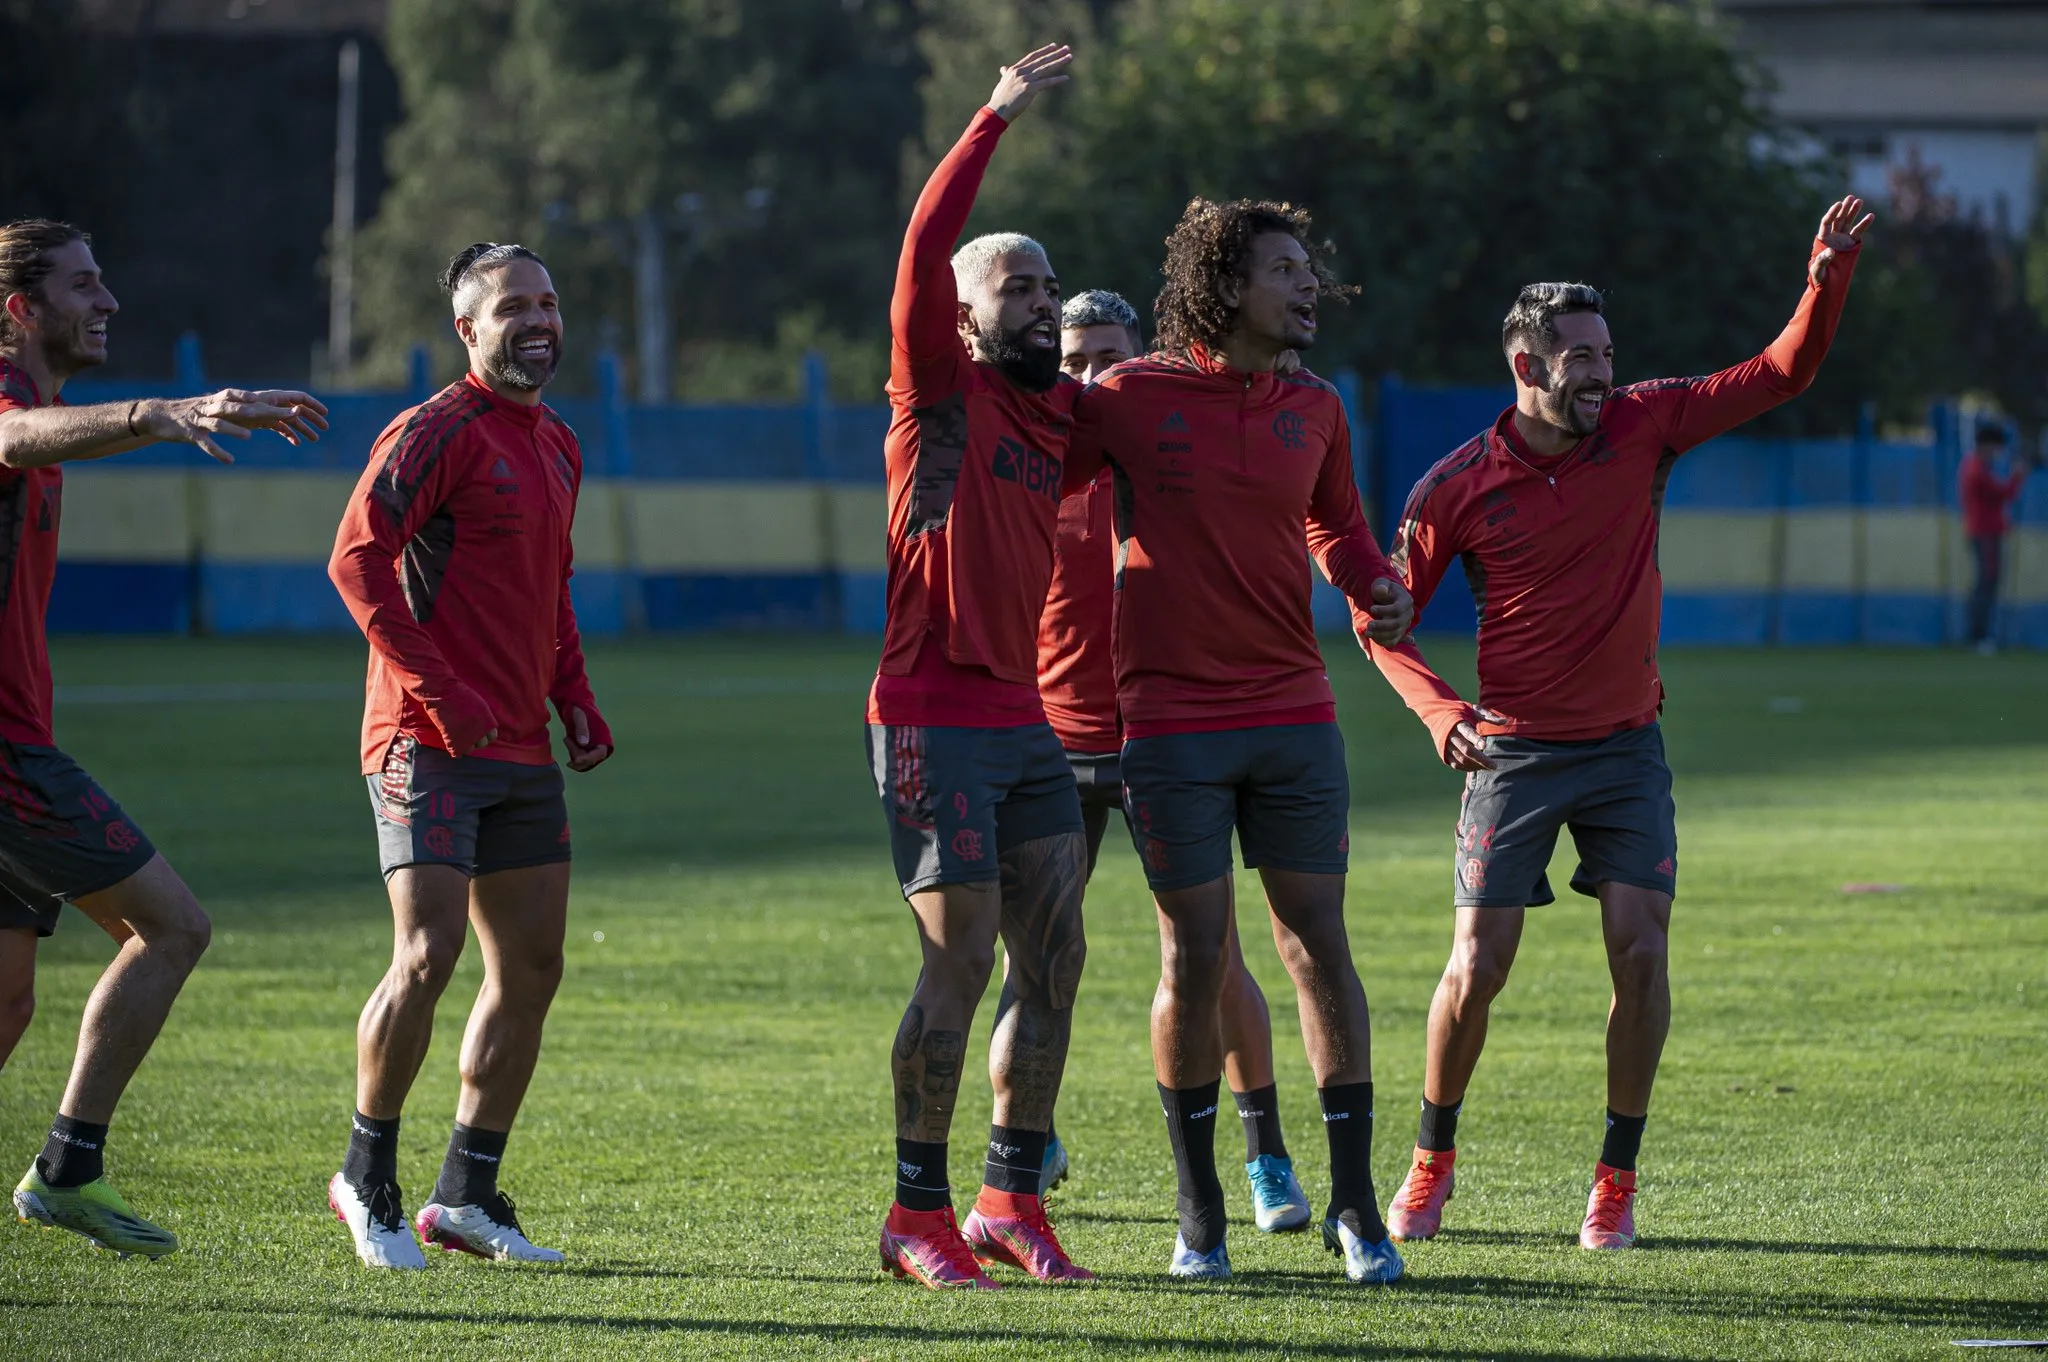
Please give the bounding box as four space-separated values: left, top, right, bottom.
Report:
1385 1147 1456 1242
962 1189 1095 1283
879 1203 1004 1289
1580 1162 1638 1250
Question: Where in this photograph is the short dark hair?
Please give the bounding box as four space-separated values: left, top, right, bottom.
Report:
0 219 90 345
1153 197 1350 356
1975 421 2009 447
441 241 546 318
1502 282 1605 357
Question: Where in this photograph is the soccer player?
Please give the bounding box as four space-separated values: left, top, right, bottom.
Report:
1062 199 1416 1284
867 46 1095 1289
326 242 611 1270
0 219 327 1257
1959 421 2036 654
1037 288 1312 1233
1371 196 1873 1252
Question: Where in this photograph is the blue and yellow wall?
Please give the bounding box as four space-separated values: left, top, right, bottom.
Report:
45 374 2047 648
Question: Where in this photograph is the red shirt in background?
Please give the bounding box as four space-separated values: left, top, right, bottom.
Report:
1064 347 1393 739
0 359 62 747
1960 451 2027 539
1371 239 1861 756
329 373 607 773
867 106 1082 730
1036 467 1118 752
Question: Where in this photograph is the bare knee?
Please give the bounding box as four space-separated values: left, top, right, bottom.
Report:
1162 922 1228 999
1013 932 1085 1011
143 901 210 974
1445 938 1514 1009
1608 932 1667 998
0 983 32 1051
393 930 463 997
926 938 997 1007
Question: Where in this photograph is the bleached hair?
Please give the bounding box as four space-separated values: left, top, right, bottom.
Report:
950 232 1049 298
1062 289 1139 335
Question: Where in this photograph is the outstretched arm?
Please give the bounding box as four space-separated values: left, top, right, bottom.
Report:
891 45 1072 400
0 385 326 469
1636 195 1873 454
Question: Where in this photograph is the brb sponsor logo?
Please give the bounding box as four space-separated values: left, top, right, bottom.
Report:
992 436 1063 503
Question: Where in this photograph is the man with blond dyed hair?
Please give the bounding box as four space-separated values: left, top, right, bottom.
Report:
865 44 1095 1290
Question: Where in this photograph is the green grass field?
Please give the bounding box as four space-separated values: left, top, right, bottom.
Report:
1 636 2043 1359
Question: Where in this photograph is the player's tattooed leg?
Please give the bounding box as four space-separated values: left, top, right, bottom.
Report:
990 832 1087 1128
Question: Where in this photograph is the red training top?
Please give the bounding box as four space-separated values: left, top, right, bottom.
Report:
329 373 608 773
1064 347 1393 739
1371 238 1861 756
867 105 1081 730
1959 451 2027 539
0 359 63 747
1036 467 1118 752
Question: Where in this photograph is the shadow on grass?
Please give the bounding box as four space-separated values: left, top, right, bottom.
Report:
1445 1227 2048 1263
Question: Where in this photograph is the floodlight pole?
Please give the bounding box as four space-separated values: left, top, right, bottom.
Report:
328 38 361 386
633 208 671 403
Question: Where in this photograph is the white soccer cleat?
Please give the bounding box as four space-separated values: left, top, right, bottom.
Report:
415 1193 565 1263
328 1171 427 1270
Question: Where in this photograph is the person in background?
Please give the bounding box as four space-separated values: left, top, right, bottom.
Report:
1959 421 2036 655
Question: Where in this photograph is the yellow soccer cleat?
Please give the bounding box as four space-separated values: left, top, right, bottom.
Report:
14 1165 179 1259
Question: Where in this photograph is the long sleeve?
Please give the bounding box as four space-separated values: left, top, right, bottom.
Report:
547 539 611 750
1366 479 1477 760
890 106 1009 405
328 432 496 755
1062 385 1109 495
1304 403 1394 607
1635 239 1861 455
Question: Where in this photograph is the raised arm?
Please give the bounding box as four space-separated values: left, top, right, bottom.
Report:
328 428 497 756
0 382 327 469
1366 479 1492 771
890 45 1072 400
1633 196 1872 454
1304 401 1412 644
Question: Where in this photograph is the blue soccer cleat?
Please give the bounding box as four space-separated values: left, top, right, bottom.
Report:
1039 1133 1070 1195
1167 1230 1232 1281
1323 1216 1404 1284
1245 1154 1311 1233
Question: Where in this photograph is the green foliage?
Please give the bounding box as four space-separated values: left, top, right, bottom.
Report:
352 0 923 394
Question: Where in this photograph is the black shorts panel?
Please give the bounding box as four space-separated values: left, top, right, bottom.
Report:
1067 750 1124 880
866 723 1084 898
1454 723 1677 908
1120 723 1350 893
368 736 571 880
0 743 157 938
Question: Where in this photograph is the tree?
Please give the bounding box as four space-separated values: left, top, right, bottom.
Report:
352 0 923 397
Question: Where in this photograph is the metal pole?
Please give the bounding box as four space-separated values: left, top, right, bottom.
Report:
633 209 670 403
328 39 361 385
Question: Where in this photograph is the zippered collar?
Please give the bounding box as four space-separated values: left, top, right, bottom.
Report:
1488 405 1582 482
462 370 547 428
1186 343 1277 394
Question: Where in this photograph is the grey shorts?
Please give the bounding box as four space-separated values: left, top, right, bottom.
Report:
1454 723 1677 908
0 743 157 938
1067 750 1125 879
1120 723 1350 893
368 735 571 880
865 723 1084 898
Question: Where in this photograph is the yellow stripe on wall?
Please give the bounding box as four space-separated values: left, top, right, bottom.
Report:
55 468 194 561
1781 510 1858 591
2010 526 2048 605
1656 511 1776 590
828 486 889 573
627 482 826 572
201 472 356 564
1862 509 1947 593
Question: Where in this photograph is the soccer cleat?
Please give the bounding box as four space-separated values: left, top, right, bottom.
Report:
1166 1230 1231 1281
963 1192 1095 1283
328 1171 426 1270
1323 1216 1405 1284
14 1166 178 1259
1580 1162 1638 1250
1245 1154 1312 1233
1386 1146 1456 1241
416 1191 564 1263
1039 1133 1070 1195
880 1203 1003 1289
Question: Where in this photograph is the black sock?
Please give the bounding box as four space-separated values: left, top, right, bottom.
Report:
1417 1096 1461 1153
1319 1081 1387 1241
1233 1084 1288 1162
1160 1080 1227 1253
432 1122 507 1207
895 1138 950 1213
36 1115 109 1188
342 1111 399 1189
983 1124 1049 1196
1600 1109 1647 1172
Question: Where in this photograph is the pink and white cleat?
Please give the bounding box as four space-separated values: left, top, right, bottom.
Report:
1580 1163 1638 1250
962 1190 1095 1283
415 1191 564 1262
880 1203 1003 1289
1385 1147 1456 1242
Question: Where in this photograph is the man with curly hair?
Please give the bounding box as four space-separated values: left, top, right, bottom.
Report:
1062 198 1423 1284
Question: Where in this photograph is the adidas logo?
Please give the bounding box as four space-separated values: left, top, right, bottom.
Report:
491 457 513 477
1323 1111 1350 1122
456 1148 500 1164
897 1161 923 1180
989 1143 1021 1160
1157 411 1189 433
1190 1104 1218 1121
1656 856 1676 876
